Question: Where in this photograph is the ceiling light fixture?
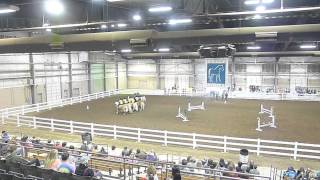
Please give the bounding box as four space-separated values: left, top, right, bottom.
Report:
262 0 274 3
256 5 266 12
169 18 192 25
117 23 127 27
133 14 141 21
101 24 107 29
158 48 170 52
0 5 20 14
244 0 260 5
300 45 317 49
148 6 172 12
121 49 132 53
247 46 261 50
45 0 64 15
253 14 262 19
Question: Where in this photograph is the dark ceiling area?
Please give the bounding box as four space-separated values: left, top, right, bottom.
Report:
0 0 319 57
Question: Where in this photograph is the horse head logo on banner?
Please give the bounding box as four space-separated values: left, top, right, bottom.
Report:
207 63 226 84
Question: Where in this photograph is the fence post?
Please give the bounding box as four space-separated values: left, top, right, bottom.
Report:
33 116 37 129
192 133 196 149
36 104 40 112
17 115 20 127
257 139 260 156
164 131 168 146
70 98 73 105
113 125 117 140
91 123 94 137
223 136 227 153
60 99 63 107
22 106 25 115
95 93 98 99
293 142 298 160
70 121 73 134
51 119 54 131
80 96 82 103
137 128 141 143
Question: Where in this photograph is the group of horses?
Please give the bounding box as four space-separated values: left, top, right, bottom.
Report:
115 95 146 115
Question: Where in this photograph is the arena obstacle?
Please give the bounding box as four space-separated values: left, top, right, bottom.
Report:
188 102 205 112
256 104 276 131
176 106 189 122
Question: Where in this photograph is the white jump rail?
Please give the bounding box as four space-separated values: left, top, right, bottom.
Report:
3 114 320 161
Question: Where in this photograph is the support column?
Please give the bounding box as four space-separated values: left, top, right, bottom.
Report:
274 57 279 92
29 53 36 104
192 59 196 89
115 59 119 89
155 59 161 89
231 57 236 91
103 63 106 91
68 53 73 97
125 60 129 89
87 62 92 94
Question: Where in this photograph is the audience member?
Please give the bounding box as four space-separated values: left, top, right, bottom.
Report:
1 131 10 143
44 149 61 170
5 144 28 164
135 149 147 160
57 152 76 174
75 156 94 177
27 154 41 167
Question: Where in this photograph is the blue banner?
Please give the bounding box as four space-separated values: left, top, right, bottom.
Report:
207 63 226 84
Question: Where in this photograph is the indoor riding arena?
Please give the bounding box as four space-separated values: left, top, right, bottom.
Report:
1 0 320 180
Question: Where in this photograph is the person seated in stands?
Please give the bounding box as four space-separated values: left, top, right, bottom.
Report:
98 147 107 156
223 162 238 178
204 159 216 174
68 145 78 166
31 136 37 144
75 156 94 177
135 149 147 160
283 166 297 180
122 147 130 157
146 165 158 180
33 138 43 149
146 150 157 161
80 141 90 152
236 161 242 172
249 164 259 175
1 131 10 143
57 152 76 174
218 158 227 170
26 154 41 167
44 149 61 170
46 139 54 147
109 145 118 157
55 141 63 152
172 165 181 180
5 144 28 164
186 158 196 172
62 142 67 149
181 159 188 170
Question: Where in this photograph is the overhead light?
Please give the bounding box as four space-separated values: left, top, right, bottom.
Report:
45 0 64 15
169 18 192 25
133 14 141 21
101 24 107 29
300 45 317 49
121 49 132 53
244 0 259 5
262 0 274 3
112 50 117 53
46 28 52 32
111 24 115 28
253 14 262 19
247 46 261 50
158 48 170 52
43 23 50 27
117 23 127 28
0 5 20 14
256 5 266 12
148 6 172 13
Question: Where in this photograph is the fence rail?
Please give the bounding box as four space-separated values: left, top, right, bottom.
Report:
1 89 320 161
3 114 320 161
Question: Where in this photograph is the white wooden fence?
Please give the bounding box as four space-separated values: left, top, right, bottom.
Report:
2 114 320 161
1 89 320 161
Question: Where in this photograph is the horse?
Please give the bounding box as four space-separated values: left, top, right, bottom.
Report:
138 101 145 111
131 102 139 112
115 102 129 115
